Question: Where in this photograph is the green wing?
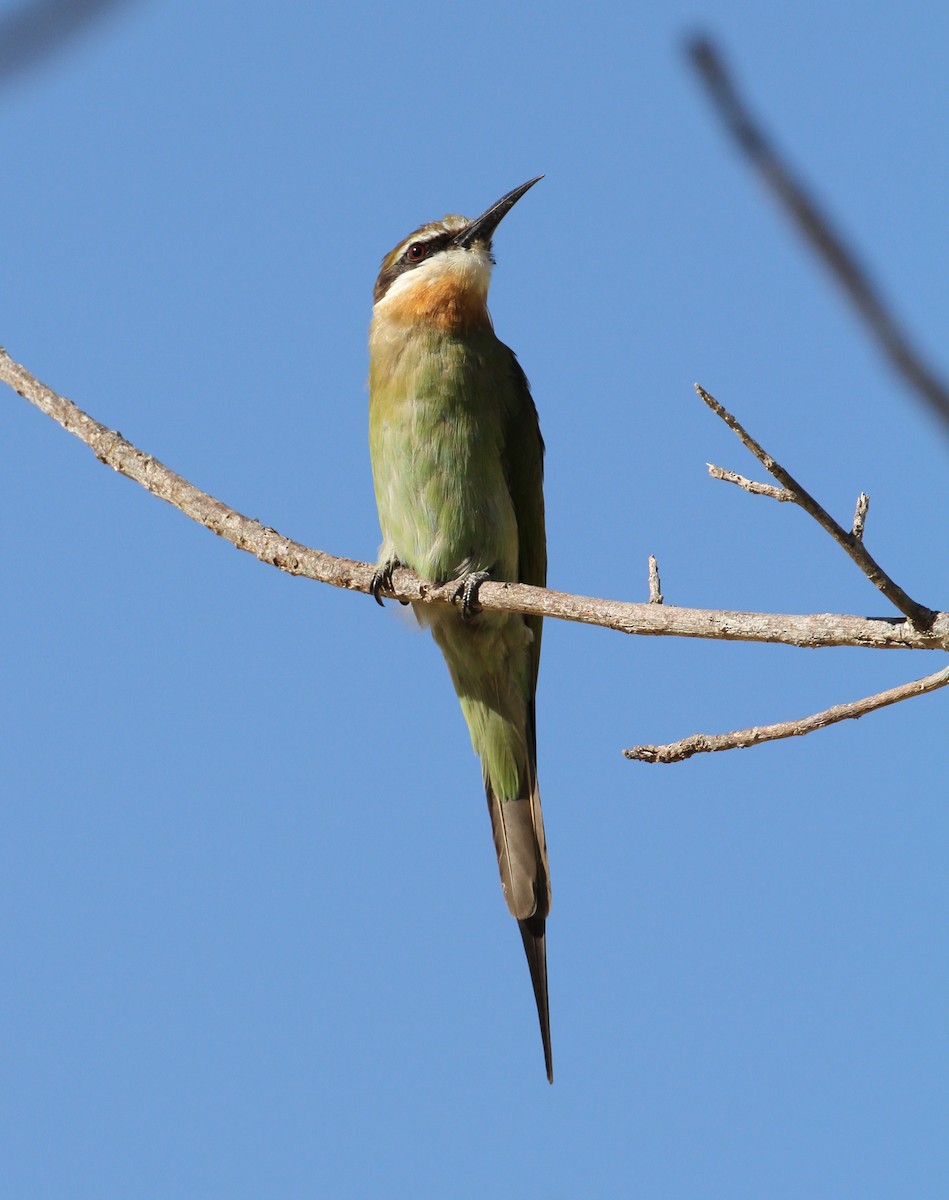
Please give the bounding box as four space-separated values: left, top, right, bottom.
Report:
498 345 552 1077
501 346 546 689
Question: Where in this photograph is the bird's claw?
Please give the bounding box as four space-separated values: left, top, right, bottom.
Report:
370 559 401 607
452 570 491 621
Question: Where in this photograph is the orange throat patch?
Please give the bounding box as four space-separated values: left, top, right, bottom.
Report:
380 273 492 334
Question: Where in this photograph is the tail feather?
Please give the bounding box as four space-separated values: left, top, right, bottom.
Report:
519 915 552 1084
486 785 549 920
487 779 552 1082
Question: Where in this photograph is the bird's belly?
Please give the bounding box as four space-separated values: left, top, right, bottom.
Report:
378 446 516 583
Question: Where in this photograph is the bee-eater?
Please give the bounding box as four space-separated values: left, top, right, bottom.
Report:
368 178 552 1081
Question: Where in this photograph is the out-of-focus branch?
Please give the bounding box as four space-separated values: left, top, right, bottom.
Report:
698 384 938 630
3 347 946 652
625 662 949 763
688 36 949 433
0 0 134 89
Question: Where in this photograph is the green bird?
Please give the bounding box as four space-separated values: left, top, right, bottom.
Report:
368 178 552 1082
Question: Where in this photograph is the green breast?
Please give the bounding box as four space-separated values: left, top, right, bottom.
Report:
369 328 519 585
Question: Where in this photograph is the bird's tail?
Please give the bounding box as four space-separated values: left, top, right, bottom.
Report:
429 610 552 1080
518 915 552 1084
486 776 553 1083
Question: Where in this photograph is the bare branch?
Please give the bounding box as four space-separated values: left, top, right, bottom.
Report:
851 492 870 541
3 348 947 652
647 555 663 604
707 463 792 501
697 384 937 630
625 662 949 763
687 36 949 433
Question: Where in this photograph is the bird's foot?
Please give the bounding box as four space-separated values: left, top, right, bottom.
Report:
452 570 491 621
370 558 402 607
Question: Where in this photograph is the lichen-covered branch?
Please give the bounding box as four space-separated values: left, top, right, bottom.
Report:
2 348 947 655
625 662 949 763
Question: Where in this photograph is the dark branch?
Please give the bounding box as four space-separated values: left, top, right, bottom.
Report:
688 36 949 432
0 0 134 90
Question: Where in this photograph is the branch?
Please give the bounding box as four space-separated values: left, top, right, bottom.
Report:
706 464 792 502
851 492 869 541
698 384 938 630
625 662 949 763
3 348 947 654
0 0 133 90
688 36 949 433
647 555 664 604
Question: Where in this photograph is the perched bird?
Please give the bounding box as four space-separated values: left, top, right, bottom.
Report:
368 178 552 1081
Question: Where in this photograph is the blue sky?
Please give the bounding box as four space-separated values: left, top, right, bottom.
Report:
2 2 948 1196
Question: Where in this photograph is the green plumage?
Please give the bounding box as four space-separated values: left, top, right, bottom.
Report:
369 325 546 807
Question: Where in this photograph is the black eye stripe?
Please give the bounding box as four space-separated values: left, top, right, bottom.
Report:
373 231 456 302
402 231 452 264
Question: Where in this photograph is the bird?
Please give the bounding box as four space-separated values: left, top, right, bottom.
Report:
367 178 552 1081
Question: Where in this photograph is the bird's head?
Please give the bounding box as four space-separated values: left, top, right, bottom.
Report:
371 177 541 332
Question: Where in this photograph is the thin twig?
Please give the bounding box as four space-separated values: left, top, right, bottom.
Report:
707 463 793 501
625 662 949 763
647 555 663 604
687 36 949 433
2 348 947 652
697 384 937 630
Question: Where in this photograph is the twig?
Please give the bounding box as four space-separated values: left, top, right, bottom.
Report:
625 662 949 763
647 555 663 604
697 384 937 630
2 348 947 653
851 493 869 541
707 464 792 501
687 36 949 433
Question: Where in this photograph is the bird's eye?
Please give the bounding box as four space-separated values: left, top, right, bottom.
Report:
406 242 428 263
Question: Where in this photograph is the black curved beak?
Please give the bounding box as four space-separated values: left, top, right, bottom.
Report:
452 176 543 250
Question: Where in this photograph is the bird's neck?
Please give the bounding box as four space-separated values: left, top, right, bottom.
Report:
372 274 493 338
